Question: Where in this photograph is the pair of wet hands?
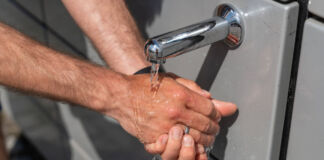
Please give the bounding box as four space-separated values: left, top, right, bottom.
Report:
126 73 237 160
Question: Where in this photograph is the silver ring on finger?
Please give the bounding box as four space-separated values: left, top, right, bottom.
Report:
184 126 190 134
152 155 162 160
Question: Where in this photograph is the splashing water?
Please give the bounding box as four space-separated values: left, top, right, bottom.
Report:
150 63 160 96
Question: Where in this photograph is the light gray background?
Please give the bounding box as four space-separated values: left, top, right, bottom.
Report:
286 19 324 160
0 0 302 160
143 0 298 159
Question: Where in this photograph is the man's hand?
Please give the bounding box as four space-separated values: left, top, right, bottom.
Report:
105 73 220 145
101 73 237 147
147 126 208 160
142 73 237 156
166 73 237 117
61 0 236 147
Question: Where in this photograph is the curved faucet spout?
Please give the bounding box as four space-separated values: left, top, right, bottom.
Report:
145 4 244 64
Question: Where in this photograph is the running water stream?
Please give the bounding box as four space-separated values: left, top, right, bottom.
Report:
149 62 213 159
150 63 160 85
150 63 161 97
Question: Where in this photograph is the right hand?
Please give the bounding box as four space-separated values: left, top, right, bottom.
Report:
144 73 237 156
105 73 236 147
106 73 222 145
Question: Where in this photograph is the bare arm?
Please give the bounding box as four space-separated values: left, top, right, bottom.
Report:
0 22 126 112
62 0 150 75
62 0 237 155
0 23 223 147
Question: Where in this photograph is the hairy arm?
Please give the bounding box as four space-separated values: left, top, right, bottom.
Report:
62 1 237 155
0 22 127 112
62 0 150 75
0 23 225 148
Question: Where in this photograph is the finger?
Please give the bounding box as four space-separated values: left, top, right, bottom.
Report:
185 90 219 121
196 144 205 154
144 134 168 154
212 99 237 117
179 125 216 146
189 128 216 147
174 77 211 99
196 153 208 160
178 135 196 160
180 109 220 135
165 72 179 79
161 126 184 160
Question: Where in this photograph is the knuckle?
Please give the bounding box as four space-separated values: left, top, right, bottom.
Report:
161 122 172 131
172 88 189 101
203 121 212 133
167 107 181 119
195 132 202 143
208 103 216 117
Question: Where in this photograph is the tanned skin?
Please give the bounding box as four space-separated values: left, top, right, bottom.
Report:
0 0 237 159
61 0 236 156
0 22 224 149
61 0 151 75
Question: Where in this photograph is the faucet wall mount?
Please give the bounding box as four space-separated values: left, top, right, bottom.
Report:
145 4 244 64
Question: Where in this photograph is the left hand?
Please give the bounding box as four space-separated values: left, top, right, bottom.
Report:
146 126 208 160
165 72 237 117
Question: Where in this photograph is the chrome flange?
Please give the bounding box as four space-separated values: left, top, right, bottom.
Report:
217 4 244 48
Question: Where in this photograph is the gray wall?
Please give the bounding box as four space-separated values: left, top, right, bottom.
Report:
286 18 324 160
140 0 298 159
0 0 309 160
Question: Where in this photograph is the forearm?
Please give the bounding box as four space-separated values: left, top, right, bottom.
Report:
62 0 150 75
0 23 127 112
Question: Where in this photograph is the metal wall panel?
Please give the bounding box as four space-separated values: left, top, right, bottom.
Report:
142 0 298 159
286 19 324 160
309 0 324 18
0 0 300 159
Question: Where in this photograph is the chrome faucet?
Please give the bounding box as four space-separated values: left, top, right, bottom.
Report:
144 4 244 64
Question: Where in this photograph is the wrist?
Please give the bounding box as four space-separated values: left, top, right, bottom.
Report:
87 68 130 119
94 36 150 75
102 49 151 75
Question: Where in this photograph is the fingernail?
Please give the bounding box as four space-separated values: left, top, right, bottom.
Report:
217 116 222 122
172 127 182 140
183 136 193 147
198 144 205 154
212 100 218 107
160 135 168 145
216 129 220 136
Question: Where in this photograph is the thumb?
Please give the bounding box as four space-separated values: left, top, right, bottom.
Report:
212 99 237 117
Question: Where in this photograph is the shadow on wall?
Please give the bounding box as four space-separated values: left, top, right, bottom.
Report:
196 42 228 91
196 42 239 160
211 111 239 160
124 0 163 39
126 1 239 159
6 0 237 159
